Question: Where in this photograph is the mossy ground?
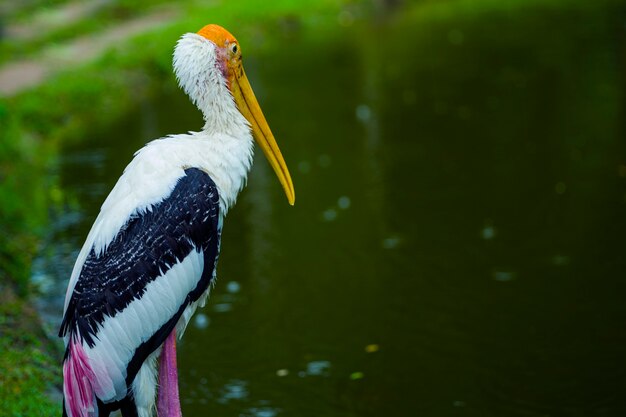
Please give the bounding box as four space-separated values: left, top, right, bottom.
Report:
0 284 61 416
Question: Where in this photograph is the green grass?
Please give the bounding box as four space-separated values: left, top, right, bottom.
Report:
0 1 175 63
0 286 61 416
0 0 344 62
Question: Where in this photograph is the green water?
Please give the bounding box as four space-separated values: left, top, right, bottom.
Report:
37 4 626 416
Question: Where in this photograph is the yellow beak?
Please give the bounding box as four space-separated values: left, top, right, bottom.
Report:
231 68 295 205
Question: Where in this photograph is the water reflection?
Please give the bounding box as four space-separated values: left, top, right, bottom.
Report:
246 406 281 417
305 360 331 377
193 313 209 330
217 379 248 403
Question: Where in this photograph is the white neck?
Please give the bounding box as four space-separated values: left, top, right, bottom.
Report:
171 32 255 213
198 82 249 135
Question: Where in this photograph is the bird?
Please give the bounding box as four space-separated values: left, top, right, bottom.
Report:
59 24 295 417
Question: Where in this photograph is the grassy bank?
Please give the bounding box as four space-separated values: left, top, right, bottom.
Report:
0 286 61 415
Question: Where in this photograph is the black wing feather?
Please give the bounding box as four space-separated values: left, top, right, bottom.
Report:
59 168 221 360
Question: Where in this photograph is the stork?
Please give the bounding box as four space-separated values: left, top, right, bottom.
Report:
59 24 295 417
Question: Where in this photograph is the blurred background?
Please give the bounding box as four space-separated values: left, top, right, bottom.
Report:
1 0 626 416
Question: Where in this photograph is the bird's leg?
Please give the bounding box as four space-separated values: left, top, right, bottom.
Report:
158 329 182 417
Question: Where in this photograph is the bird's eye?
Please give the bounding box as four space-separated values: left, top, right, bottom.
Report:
231 43 238 54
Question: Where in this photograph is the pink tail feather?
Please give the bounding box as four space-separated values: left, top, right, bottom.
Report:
63 336 97 417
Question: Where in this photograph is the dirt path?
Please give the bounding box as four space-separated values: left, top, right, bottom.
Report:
0 8 177 97
4 0 113 42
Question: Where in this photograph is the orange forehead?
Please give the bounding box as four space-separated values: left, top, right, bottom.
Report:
197 24 238 47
